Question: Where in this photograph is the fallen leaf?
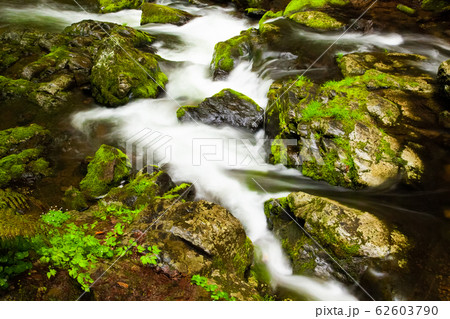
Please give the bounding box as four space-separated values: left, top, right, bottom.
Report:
117 282 129 289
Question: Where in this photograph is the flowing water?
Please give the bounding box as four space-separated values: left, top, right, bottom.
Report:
1 0 450 301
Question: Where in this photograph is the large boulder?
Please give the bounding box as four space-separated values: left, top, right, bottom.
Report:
0 21 167 108
437 59 450 101
65 20 168 107
177 89 264 132
265 52 440 188
264 191 410 299
79 144 131 198
140 3 195 26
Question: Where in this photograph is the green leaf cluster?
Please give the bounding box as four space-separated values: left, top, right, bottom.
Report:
191 275 236 301
0 238 33 289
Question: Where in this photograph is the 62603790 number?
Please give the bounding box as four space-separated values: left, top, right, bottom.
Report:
375 306 438 316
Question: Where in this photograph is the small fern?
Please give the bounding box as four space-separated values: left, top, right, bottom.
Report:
0 210 40 239
0 188 29 210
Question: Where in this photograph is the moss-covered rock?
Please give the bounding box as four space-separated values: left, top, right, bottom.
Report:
0 21 166 108
0 76 37 100
264 192 410 296
284 0 349 15
90 34 167 106
140 3 195 26
0 124 52 188
64 20 168 107
289 11 345 31
265 52 436 188
0 149 51 188
177 88 264 132
0 124 49 159
62 187 88 211
437 59 450 101
210 28 262 79
79 144 131 198
98 0 143 13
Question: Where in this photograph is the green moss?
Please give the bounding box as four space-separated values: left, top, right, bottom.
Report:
284 0 349 15
0 76 37 99
176 105 198 119
302 151 346 187
63 187 88 211
0 124 49 158
289 11 344 30
313 223 360 257
30 157 51 175
232 237 253 278
79 144 131 198
212 42 236 73
396 4 416 15
259 10 283 28
99 0 143 13
211 29 255 74
140 3 193 25
0 148 50 187
91 35 168 107
421 0 450 12
214 88 261 111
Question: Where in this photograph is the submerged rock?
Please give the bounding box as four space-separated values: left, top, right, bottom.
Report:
140 3 195 26
79 144 131 198
177 88 264 132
